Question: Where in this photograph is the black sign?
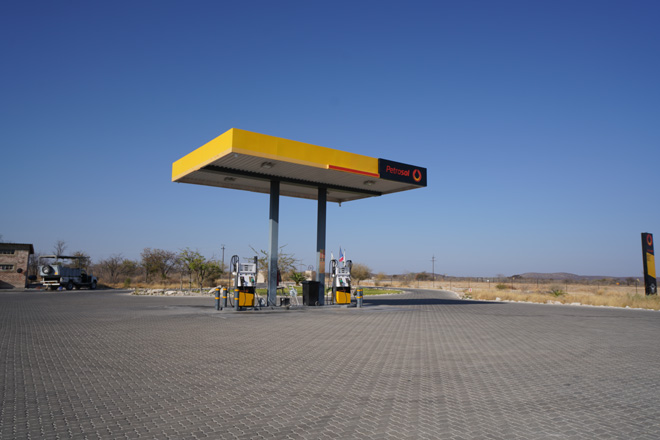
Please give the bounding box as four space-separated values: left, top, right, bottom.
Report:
641 232 656 295
378 159 427 187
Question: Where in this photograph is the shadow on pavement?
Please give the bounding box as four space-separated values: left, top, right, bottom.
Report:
364 297 500 306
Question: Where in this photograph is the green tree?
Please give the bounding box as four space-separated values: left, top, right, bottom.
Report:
179 248 224 289
179 248 202 288
202 261 223 287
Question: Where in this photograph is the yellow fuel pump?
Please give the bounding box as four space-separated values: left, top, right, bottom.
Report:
331 252 352 305
231 255 258 310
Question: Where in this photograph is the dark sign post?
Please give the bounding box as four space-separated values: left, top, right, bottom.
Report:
641 233 657 295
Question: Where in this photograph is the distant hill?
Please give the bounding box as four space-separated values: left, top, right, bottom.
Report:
516 272 635 281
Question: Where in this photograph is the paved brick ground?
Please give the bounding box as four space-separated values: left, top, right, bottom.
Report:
1 289 660 439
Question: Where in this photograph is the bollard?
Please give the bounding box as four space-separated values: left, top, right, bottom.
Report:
357 288 363 308
215 288 220 311
221 287 228 309
234 289 240 311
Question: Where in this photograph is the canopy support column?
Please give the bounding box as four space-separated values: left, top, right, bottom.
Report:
268 180 279 307
316 187 327 305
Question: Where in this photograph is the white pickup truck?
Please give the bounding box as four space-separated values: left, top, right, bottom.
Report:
38 255 98 290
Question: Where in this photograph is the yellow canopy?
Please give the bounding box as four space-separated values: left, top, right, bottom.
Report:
173 128 426 203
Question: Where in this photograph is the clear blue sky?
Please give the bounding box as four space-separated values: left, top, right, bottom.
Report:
1 0 658 277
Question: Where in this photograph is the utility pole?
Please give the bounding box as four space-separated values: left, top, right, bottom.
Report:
431 255 436 288
221 244 226 286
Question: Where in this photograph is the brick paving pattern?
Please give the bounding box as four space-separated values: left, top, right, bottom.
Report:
1 289 660 439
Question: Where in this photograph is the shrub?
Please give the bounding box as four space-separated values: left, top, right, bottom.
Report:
549 286 566 297
123 278 132 288
290 272 306 286
496 283 508 290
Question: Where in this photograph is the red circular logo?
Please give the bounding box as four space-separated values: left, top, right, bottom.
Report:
648 235 653 247
413 169 422 182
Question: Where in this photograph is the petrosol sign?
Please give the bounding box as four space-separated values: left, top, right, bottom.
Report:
378 159 427 187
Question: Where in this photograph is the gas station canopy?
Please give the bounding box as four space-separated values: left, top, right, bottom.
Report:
172 128 428 307
172 128 426 203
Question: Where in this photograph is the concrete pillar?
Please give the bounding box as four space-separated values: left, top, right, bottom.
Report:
268 180 279 307
316 187 326 305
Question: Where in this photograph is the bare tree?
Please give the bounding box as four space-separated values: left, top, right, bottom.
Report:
97 254 125 283
70 250 92 268
115 259 141 286
120 259 140 277
28 251 43 278
375 272 387 286
351 263 372 286
249 245 298 282
53 240 67 258
141 248 178 283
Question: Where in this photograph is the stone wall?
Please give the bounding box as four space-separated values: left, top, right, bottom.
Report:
0 245 32 288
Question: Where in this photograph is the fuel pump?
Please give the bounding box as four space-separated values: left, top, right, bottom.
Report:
231 255 258 310
330 257 352 305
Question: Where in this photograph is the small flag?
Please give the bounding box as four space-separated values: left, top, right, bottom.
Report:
339 247 345 264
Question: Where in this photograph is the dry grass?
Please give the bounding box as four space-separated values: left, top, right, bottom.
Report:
444 280 660 311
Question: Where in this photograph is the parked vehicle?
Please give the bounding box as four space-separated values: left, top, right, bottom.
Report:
38 255 98 290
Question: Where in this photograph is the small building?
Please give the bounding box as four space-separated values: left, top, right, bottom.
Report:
0 243 34 289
